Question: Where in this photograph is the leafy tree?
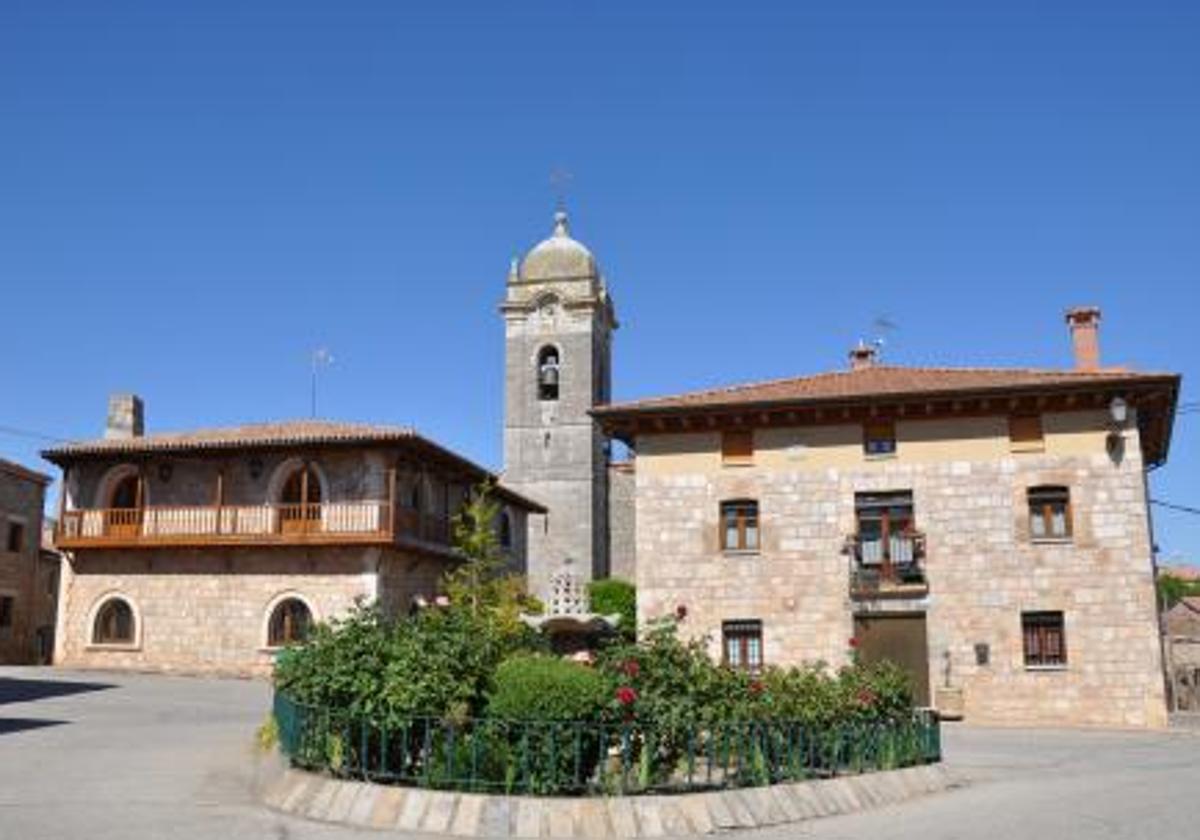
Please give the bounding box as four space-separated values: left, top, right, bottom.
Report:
1158 572 1200 609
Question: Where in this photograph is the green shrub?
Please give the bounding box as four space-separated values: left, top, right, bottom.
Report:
587 578 636 640
487 654 610 722
485 654 612 792
274 601 541 727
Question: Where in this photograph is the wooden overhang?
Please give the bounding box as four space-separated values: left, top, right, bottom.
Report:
592 369 1181 468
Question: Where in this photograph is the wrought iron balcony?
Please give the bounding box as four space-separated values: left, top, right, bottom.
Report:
845 531 929 599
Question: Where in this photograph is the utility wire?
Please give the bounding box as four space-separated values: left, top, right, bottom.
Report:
0 424 70 444
1151 499 1200 516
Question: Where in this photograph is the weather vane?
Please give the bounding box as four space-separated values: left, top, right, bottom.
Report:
310 347 334 418
549 166 574 210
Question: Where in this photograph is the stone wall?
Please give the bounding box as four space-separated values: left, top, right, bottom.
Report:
634 410 1168 728
607 462 636 583
58 547 381 676
0 466 47 664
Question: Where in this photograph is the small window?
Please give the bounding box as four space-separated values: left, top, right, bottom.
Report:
537 346 560 401
409 481 422 511
0 596 13 629
863 421 896 456
6 522 24 553
1028 486 1071 540
1022 611 1066 667
723 620 763 671
1009 415 1044 451
268 598 313 647
721 430 754 465
720 500 759 552
93 598 135 645
498 511 513 549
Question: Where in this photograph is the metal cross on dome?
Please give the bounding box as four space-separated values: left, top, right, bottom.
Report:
549 166 574 210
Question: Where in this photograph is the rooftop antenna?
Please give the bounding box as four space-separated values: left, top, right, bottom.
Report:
870 315 899 360
549 165 574 211
310 347 334 418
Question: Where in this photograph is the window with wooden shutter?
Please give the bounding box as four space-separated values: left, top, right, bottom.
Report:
863 421 896 456
1028 486 1072 540
1022 611 1067 667
722 620 764 672
720 500 759 552
721 430 754 465
1009 414 1045 452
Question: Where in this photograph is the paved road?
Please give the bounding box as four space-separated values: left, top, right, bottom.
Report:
1 667 1197 840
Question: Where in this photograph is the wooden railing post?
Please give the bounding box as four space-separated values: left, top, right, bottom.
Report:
387 468 396 539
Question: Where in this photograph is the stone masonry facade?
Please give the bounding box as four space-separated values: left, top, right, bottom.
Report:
46 416 536 676
634 411 1168 729
0 459 51 664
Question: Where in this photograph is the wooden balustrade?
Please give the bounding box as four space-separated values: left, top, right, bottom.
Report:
56 499 396 549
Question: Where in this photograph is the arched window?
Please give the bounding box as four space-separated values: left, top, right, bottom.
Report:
279 464 321 531
106 473 143 537
93 597 135 645
268 598 312 647
109 474 141 509
537 346 560 401
499 511 513 550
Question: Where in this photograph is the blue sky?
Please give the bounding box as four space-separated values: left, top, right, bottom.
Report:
1 1 1197 561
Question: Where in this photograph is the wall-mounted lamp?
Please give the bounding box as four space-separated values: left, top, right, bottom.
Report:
1109 396 1128 427
1106 397 1128 462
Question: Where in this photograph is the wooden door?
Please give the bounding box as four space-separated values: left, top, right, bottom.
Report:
853 614 931 706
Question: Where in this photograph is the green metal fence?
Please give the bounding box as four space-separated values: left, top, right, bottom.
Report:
274 692 940 796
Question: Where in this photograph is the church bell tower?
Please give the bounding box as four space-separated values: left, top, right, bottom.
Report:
501 209 616 597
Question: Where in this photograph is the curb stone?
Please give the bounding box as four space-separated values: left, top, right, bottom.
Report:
261 761 966 837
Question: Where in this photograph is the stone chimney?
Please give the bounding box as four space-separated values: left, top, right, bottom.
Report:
105 393 145 439
848 341 879 371
1065 307 1102 371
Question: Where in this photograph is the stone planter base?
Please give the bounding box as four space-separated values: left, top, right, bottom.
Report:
258 758 965 838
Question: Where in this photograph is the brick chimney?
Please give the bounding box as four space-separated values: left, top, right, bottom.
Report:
1065 307 1102 371
848 341 879 371
105 393 145 439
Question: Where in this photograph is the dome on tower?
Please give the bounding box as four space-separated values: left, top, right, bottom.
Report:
520 210 597 281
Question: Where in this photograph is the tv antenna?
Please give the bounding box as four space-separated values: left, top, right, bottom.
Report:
869 315 899 358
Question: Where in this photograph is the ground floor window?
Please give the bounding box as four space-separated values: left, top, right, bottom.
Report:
93 597 135 645
0 595 13 629
1022 611 1066 667
268 598 313 647
722 620 763 672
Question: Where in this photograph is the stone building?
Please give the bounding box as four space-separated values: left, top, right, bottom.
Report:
43 396 542 676
501 210 617 595
594 308 1180 728
0 456 55 664
1164 597 1200 711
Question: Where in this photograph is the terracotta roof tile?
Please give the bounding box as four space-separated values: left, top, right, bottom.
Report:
593 365 1176 414
42 420 418 458
0 457 52 485
40 420 545 512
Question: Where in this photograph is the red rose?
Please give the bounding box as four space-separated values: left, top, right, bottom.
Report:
848 637 859 649
749 680 765 696
615 686 638 706
856 688 877 707
621 659 640 679
675 604 688 621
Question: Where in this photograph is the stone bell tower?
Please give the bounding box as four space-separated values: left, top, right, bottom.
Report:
501 209 617 598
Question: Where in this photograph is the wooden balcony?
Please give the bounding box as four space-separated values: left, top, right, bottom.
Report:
55 500 398 549
846 531 930 599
